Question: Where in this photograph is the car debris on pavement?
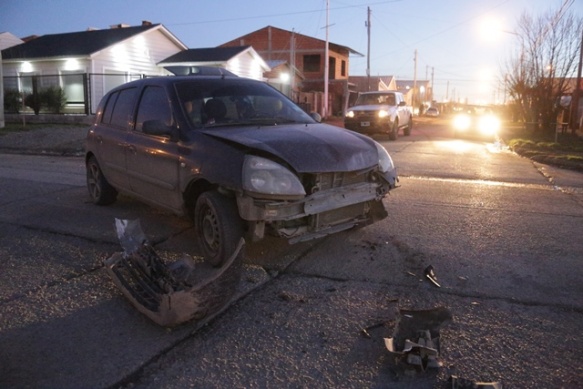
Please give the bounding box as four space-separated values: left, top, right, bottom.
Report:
385 306 452 370
104 219 244 327
424 265 441 287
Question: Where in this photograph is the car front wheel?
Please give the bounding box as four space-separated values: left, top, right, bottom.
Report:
388 120 399 141
404 117 412 136
195 191 244 267
86 156 117 205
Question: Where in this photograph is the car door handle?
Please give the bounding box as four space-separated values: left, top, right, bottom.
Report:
126 144 137 154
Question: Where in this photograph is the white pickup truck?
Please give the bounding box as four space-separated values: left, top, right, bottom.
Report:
344 91 413 140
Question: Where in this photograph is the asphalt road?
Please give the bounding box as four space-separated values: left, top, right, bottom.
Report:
0 120 582 388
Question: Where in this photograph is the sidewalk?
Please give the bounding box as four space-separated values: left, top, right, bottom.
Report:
0 125 88 156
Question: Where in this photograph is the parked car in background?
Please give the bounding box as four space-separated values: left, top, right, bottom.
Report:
344 91 413 140
425 107 439 117
452 106 500 141
85 73 399 266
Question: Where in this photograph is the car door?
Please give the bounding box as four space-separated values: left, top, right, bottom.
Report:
94 87 137 192
125 85 182 211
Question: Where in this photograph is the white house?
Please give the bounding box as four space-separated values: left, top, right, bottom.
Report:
159 46 270 81
1 22 187 114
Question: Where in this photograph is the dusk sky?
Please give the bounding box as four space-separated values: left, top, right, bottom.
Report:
1 0 581 104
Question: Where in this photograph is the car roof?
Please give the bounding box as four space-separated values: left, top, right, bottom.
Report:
107 72 246 92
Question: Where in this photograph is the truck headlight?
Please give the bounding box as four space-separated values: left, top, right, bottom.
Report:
243 156 306 196
345 110 355 118
378 110 389 118
478 115 500 134
453 114 471 131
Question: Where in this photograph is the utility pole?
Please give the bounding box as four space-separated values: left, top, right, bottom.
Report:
431 66 434 102
366 7 371 91
290 29 295 100
413 49 418 110
324 0 329 118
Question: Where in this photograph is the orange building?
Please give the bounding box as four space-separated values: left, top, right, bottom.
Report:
220 25 362 116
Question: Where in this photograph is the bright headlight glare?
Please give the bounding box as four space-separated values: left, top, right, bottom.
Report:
243 156 306 195
345 110 355 118
478 115 500 134
378 110 389 118
374 141 395 173
453 114 471 130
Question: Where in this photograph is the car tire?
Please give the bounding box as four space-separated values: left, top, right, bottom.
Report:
86 156 118 205
388 120 398 141
195 191 244 267
404 117 412 136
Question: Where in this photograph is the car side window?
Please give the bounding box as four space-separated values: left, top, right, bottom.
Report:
135 86 173 133
102 87 137 130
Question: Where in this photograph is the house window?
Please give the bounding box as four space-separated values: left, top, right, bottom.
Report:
329 57 336 79
341 60 346 77
303 54 321 72
61 71 85 104
18 73 37 94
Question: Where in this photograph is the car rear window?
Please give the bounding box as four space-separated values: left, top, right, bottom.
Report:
101 87 137 130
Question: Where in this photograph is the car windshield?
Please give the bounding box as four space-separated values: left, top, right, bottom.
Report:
175 79 315 128
355 93 395 106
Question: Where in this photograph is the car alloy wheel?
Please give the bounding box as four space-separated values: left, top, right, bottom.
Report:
86 156 117 205
195 191 244 267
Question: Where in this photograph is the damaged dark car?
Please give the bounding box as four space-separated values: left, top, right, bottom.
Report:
85 73 398 266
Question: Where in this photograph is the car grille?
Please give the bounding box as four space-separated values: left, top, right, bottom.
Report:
306 171 369 194
353 111 377 120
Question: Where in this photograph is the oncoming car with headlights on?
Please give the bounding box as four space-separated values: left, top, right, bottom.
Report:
452 106 501 141
85 72 399 266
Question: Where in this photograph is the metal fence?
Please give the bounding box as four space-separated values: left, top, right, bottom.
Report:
2 73 147 116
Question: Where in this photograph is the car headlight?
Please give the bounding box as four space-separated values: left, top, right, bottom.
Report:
378 110 389 118
242 156 306 196
374 141 395 173
345 110 355 118
453 114 471 131
478 115 500 135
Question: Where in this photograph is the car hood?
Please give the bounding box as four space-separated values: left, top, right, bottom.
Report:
348 104 393 112
199 123 379 173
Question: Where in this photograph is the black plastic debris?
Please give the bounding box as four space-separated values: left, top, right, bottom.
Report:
384 306 452 370
104 219 244 326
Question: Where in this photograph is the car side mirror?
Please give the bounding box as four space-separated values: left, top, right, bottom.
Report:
143 120 174 137
310 112 322 123
398 101 406 106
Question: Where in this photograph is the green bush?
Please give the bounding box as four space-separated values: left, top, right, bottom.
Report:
3 89 22 113
24 92 42 115
23 86 67 114
41 86 67 113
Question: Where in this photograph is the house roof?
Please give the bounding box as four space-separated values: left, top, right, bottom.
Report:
159 46 252 64
1 23 185 60
223 25 364 57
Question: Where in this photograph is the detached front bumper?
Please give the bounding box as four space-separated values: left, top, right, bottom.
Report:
237 176 394 243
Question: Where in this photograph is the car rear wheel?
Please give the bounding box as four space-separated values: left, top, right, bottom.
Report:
86 156 117 205
388 120 399 141
195 191 244 267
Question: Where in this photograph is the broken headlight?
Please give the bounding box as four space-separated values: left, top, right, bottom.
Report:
374 141 395 173
242 155 306 196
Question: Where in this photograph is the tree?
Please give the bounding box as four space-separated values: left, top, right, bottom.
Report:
503 2 582 135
